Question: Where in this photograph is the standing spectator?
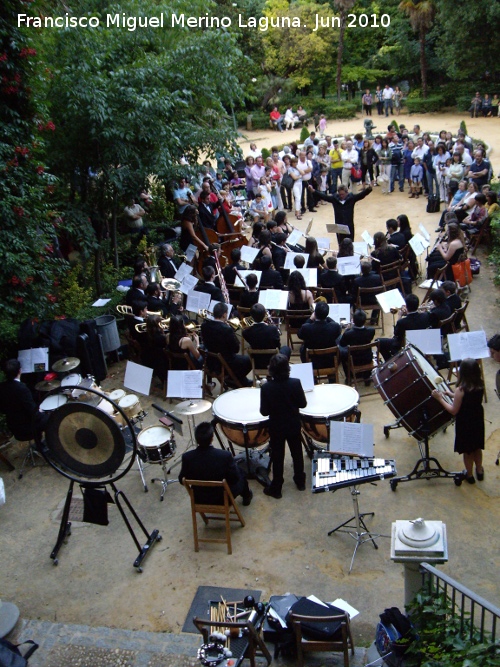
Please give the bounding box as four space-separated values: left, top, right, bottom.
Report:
359 139 378 189
244 156 256 201
288 156 304 220
378 139 392 193
123 196 146 235
297 150 315 213
409 157 424 198
318 114 327 136
403 139 415 190
423 141 439 198
382 84 394 116
247 142 261 159
250 155 266 197
393 86 403 115
329 140 344 194
375 85 384 115
389 136 405 193
341 140 359 189
362 89 373 116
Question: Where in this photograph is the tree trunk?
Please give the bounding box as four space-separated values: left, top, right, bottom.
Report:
420 27 427 99
336 13 346 103
321 82 326 99
111 185 119 270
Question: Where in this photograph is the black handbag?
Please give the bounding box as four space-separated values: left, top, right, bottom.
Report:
281 173 294 190
426 195 440 213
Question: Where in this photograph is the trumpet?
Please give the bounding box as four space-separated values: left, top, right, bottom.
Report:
135 318 170 333
198 309 242 330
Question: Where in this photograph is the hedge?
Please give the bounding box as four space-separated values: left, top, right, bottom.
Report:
405 95 446 114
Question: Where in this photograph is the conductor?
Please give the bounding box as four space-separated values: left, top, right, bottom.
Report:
308 183 372 243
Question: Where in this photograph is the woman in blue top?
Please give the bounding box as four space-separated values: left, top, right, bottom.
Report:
403 139 414 190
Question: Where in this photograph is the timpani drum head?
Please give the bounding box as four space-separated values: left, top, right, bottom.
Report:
212 387 264 425
300 384 359 418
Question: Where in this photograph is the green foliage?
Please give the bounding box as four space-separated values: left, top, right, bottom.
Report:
406 95 445 113
460 120 468 136
392 120 400 132
300 126 310 143
236 111 272 130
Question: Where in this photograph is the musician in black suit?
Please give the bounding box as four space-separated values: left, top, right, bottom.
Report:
271 233 288 271
221 248 245 286
378 294 430 361
0 359 49 444
441 280 462 313
319 256 348 303
198 191 218 230
128 300 148 343
298 301 341 366
194 266 224 303
259 255 284 290
386 218 406 250
125 275 147 307
146 282 169 317
428 288 451 330
158 244 178 279
352 260 383 324
201 302 252 386
338 309 376 378
260 354 307 498
179 422 252 505
242 303 283 369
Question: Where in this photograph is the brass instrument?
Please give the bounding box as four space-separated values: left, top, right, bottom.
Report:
144 244 162 283
198 309 241 331
135 318 170 333
242 313 282 334
160 278 182 291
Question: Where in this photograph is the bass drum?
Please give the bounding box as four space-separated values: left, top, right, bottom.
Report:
299 384 360 446
212 387 269 448
373 344 453 440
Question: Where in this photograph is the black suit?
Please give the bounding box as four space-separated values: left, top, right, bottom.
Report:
222 262 245 286
194 282 224 304
338 326 375 374
271 246 287 270
298 318 341 365
352 271 383 303
428 303 451 330
201 319 251 384
260 377 307 492
319 270 348 303
379 311 430 361
446 294 462 313
125 287 146 307
243 323 281 368
198 202 218 230
0 380 49 442
179 446 250 504
260 268 284 290
147 295 169 317
387 232 406 250
158 256 177 279
313 186 372 241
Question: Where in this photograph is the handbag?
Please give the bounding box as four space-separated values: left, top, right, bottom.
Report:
281 173 294 190
452 258 472 287
350 166 362 182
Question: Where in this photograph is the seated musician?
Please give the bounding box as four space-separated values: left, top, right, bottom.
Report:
338 309 375 379
319 256 349 304
243 303 282 368
129 300 148 343
168 314 203 369
288 270 313 310
371 231 411 295
441 280 462 313
201 302 252 387
125 275 148 307
271 232 289 271
428 288 451 330
221 248 244 286
179 205 210 254
352 260 383 324
378 294 430 362
259 255 284 290
239 273 260 309
293 255 305 269
298 301 341 365
386 218 406 250
198 191 218 231
158 244 178 279
267 219 279 243
194 266 224 303
141 315 168 379
0 359 50 446
179 422 253 506
146 282 170 317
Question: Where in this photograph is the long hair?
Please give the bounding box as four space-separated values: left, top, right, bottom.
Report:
168 314 186 349
337 238 354 257
146 315 163 344
288 270 306 302
305 237 322 263
268 353 290 381
457 358 484 393
397 214 412 235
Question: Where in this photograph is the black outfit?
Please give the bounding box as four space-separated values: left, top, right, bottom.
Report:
242 323 281 368
239 290 259 309
141 331 168 378
198 202 218 230
125 287 145 307
260 377 307 493
319 270 348 303
379 311 430 361
306 254 325 269
178 446 250 503
360 148 378 184
426 246 464 281
298 317 341 365
428 303 451 330
338 325 375 375
272 245 287 270
352 271 383 323
372 245 401 278
0 379 49 443
446 293 462 313
387 232 406 251
260 268 284 290
194 282 224 304
201 319 251 384
454 389 484 454
158 255 177 279
222 262 245 286
147 295 170 317
313 186 372 242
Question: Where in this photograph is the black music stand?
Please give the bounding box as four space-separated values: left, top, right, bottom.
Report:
389 408 462 491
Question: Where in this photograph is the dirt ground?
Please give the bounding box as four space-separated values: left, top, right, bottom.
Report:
1 111 499 648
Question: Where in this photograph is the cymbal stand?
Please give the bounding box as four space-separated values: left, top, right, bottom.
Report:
327 485 389 573
166 410 197 474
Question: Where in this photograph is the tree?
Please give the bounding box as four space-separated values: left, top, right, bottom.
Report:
332 0 356 102
399 0 436 98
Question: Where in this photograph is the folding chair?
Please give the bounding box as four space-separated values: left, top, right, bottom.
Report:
356 285 386 334
247 348 279 386
312 287 338 304
421 263 449 305
378 259 405 295
289 610 355 667
451 300 469 333
347 341 380 395
284 310 312 354
305 346 341 384
468 219 492 256
204 351 245 393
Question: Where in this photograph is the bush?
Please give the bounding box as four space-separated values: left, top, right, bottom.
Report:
460 120 468 135
300 126 310 143
261 148 271 161
405 95 446 114
236 111 270 130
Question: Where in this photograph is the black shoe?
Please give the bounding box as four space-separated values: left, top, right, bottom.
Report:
296 483 306 491
476 470 484 481
462 470 475 484
309 208 318 212
263 486 282 499
242 490 253 506
399 188 404 192
435 227 443 233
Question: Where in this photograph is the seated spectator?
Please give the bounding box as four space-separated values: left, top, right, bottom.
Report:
284 106 298 130
249 193 269 223
270 106 284 132
461 193 488 234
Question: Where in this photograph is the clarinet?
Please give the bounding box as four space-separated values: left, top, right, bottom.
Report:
214 249 230 305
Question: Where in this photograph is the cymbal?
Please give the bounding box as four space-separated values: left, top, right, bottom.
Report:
52 357 80 373
35 379 61 392
174 399 212 416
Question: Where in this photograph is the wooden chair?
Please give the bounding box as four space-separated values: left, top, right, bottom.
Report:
312 287 338 304
421 263 449 304
193 617 272 667
355 285 386 334
289 611 355 667
227 285 244 307
284 310 312 354
124 330 142 363
437 311 456 337
378 259 405 295
305 346 341 384
468 219 492 256
204 351 245 393
247 348 279 386
347 341 380 395
182 478 245 555
451 300 469 333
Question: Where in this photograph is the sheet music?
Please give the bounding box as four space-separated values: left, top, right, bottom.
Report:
185 244 197 262
353 241 369 257
239 245 260 264
419 279 442 289
337 256 361 276
258 289 288 311
409 233 429 257
316 237 330 251
174 262 193 282
167 370 203 399
123 360 153 396
361 230 374 246
92 298 111 307
329 421 374 457
289 362 314 392
284 252 309 270
330 599 360 620
296 268 317 287
186 290 211 313
419 223 431 241
406 329 443 355
376 288 405 313
180 274 198 295
287 228 303 246
447 331 489 361
326 223 350 235
328 304 350 324
235 270 262 288
18 347 49 374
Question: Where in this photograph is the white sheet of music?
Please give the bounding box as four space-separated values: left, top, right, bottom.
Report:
406 329 442 355
92 298 111 307
361 230 374 246
167 370 203 399
447 331 489 361
289 362 314 392
330 598 360 620
185 244 197 262
186 290 211 313
329 421 374 457
174 262 193 282
419 278 442 289
235 270 262 288
353 241 369 257
286 228 303 246
180 274 198 295
124 360 153 396
316 237 330 251
296 268 317 287
409 233 429 257
419 223 431 241
376 288 405 313
337 256 361 276
328 304 350 324
239 245 260 265
284 252 309 270
259 289 288 311
18 347 49 374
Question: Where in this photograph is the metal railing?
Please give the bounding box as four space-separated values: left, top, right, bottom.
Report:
420 563 500 643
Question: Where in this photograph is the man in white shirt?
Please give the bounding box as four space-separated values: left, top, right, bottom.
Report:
123 197 146 232
382 84 394 117
341 140 359 189
411 137 429 161
297 150 316 213
284 106 298 130
454 143 473 167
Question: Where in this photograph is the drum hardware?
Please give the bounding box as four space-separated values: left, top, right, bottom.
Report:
161 399 211 474
52 357 80 373
118 394 147 424
42 386 161 571
35 379 61 392
137 425 178 501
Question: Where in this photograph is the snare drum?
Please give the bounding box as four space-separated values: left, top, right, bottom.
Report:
299 384 360 445
61 373 82 392
72 376 100 401
373 344 453 440
212 387 269 448
137 426 175 463
118 394 142 420
97 398 126 428
40 394 68 412
108 389 126 403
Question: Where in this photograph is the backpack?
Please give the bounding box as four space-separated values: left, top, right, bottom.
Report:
426 195 440 213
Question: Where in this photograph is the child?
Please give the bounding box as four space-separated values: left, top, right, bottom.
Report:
318 165 330 202
318 114 327 137
409 157 424 199
249 193 269 223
